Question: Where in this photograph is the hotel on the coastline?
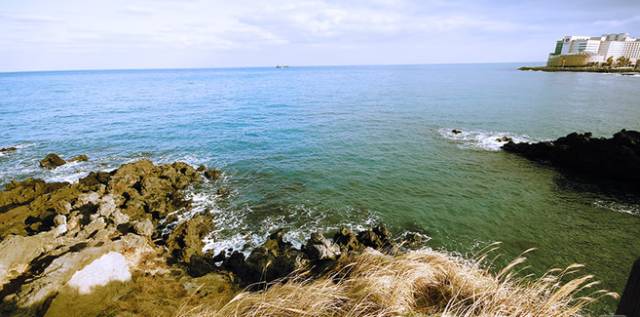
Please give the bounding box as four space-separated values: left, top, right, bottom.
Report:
548 33 640 66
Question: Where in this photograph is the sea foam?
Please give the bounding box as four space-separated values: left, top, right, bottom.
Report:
438 128 534 151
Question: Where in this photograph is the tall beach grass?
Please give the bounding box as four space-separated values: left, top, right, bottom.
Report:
176 245 616 317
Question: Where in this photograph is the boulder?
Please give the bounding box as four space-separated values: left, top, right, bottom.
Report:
451 129 462 134
356 224 392 250
39 153 66 169
68 154 89 162
502 129 640 182
333 227 361 252
132 219 154 237
224 230 309 286
204 168 222 181
304 232 341 262
165 214 213 265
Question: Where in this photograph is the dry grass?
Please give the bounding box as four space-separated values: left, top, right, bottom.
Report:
176 245 617 317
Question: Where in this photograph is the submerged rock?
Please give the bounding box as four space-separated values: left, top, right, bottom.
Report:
496 136 512 143
0 147 17 154
451 129 462 134
502 129 640 182
39 153 66 169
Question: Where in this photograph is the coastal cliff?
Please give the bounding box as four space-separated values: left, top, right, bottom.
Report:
0 159 613 316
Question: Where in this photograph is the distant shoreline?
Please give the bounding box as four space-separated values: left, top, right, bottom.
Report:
519 66 640 74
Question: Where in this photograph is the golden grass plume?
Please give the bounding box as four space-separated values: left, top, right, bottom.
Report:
177 246 617 317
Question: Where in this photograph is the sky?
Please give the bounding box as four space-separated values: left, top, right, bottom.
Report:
1 0 639 71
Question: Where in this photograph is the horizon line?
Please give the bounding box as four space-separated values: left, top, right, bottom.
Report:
0 61 546 75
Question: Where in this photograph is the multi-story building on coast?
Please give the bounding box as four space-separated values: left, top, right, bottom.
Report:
548 33 640 66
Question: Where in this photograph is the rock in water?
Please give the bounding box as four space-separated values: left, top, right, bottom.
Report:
502 129 640 182
495 136 512 143
0 147 17 154
204 168 222 180
68 154 89 162
39 153 66 169
451 129 462 134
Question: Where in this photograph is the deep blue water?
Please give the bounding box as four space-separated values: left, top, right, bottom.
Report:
1 64 639 313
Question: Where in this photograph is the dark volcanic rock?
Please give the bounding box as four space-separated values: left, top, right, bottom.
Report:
502 129 640 182
224 229 309 286
333 227 361 252
39 153 66 169
0 147 17 154
357 224 392 250
304 232 341 262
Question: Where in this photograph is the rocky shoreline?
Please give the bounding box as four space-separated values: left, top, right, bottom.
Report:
519 66 640 74
502 129 640 185
0 159 417 316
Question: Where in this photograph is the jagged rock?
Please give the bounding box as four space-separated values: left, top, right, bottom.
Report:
68 154 89 162
76 191 100 207
357 224 392 250
166 214 213 265
132 219 154 237
108 160 199 222
97 194 116 217
503 129 640 182
78 171 111 189
39 153 66 169
112 210 130 226
304 232 341 262
0 159 212 316
333 227 361 252
204 168 222 181
224 230 309 286
0 178 67 208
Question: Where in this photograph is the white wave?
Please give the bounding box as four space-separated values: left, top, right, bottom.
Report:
593 199 640 216
438 128 534 151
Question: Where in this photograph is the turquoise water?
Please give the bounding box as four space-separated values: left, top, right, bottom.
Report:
1 64 639 313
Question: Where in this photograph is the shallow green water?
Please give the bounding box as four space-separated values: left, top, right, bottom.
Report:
1 64 639 313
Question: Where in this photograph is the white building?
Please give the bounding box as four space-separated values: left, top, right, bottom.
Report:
550 33 640 65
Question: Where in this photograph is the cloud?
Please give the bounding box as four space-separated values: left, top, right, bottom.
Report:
1 0 639 71
594 15 640 28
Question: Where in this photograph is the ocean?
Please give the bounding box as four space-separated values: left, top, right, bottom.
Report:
1 63 639 313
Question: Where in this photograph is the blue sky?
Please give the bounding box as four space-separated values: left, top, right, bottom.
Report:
1 0 639 71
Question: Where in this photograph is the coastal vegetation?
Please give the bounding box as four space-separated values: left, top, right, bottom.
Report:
0 157 618 316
